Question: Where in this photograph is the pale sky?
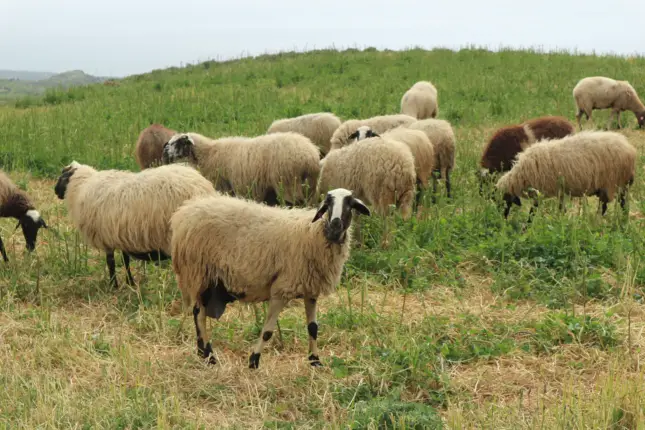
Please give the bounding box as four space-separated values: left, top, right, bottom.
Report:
1 0 644 77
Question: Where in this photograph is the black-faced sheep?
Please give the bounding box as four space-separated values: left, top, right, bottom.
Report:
329 114 416 151
318 134 416 219
497 131 636 220
134 123 177 169
400 81 438 119
54 161 216 288
573 76 645 130
267 112 341 156
0 170 47 262
162 132 320 206
169 188 371 368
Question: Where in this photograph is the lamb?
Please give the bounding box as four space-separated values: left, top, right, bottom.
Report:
267 112 341 156
404 119 456 198
573 76 645 130
329 114 416 151
170 188 371 368
54 161 216 288
134 123 177 169
162 131 320 206
318 135 416 219
400 81 438 119
348 126 435 206
0 170 47 262
496 131 636 220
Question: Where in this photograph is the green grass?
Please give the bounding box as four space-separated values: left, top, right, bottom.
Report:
1 47 645 429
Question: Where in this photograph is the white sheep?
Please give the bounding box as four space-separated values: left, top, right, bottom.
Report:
134 123 177 169
573 76 645 130
170 188 371 368
318 134 416 219
400 81 438 119
54 161 216 288
329 114 416 151
162 131 320 206
0 170 47 262
404 119 456 199
267 112 341 156
496 130 637 220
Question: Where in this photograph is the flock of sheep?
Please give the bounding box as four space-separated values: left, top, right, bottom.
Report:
0 74 641 369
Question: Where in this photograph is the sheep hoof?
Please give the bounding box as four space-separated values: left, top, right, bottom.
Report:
308 354 323 367
249 352 261 369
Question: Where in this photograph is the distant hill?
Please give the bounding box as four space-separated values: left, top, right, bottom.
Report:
0 69 111 103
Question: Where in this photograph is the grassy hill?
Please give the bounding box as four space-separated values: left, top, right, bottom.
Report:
0 69 109 103
0 70 55 81
1 47 645 428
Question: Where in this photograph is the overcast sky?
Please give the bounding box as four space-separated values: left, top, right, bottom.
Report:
1 0 644 77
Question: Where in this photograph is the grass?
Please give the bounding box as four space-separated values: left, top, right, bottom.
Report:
1 46 645 428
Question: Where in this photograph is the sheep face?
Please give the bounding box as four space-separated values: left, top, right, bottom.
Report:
18 209 47 251
347 126 379 144
638 113 645 128
312 188 370 243
54 161 80 200
163 134 196 164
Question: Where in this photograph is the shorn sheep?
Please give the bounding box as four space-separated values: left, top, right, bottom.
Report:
170 188 371 368
0 170 47 262
318 134 416 219
162 132 320 206
267 112 341 156
134 123 177 169
349 126 435 206
329 114 416 151
400 81 438 119
54 161 216 288
405 119 456 198
573 76 645 130
496 131 636 220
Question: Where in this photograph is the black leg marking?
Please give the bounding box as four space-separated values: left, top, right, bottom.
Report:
307 322 318 340
445 169 452 199
262 331 273 342
263 188 279 207
194 305 216 364
503 200 512 219
0 236 8 262
122 252 135 286
249 352 261 369
415 178 423 208
193 305 201 338
527 201 538 224
308 354 322 367
106 251 118 288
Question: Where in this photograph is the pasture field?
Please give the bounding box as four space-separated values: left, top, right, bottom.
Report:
1 47 645 429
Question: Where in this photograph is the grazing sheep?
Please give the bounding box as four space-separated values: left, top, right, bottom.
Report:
496 131 636 220
400 81 438 119
0 171 47 262
162 132 320 206
405 119 456 198
54 161 216 288
170 188 371 368
349 126 435 206
267 112 341 156
134 123 177 169
573 76 645 129
329 114 416 151
318 135 416 219
480 116 575 178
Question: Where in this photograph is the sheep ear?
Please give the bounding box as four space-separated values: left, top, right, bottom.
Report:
367 130 379 138
40 218 48 229
348 130 359 140
350 197 371 216
312 202 328 222
513 196 521 206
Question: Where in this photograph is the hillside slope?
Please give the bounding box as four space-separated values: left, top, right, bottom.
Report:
0 69 109 103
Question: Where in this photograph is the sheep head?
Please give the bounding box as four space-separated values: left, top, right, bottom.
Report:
18 209 47 252
347 126 379 144
163 134 196 164
312 188 370 243
54 161 81 200
637 111 645 128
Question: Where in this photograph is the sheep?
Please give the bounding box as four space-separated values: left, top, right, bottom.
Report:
162 131 320 206
0 170 47 262
496 130 636 221
573 76 645 130
170 188 371 368
267 112 341 156
134 123 177 169
54 161 216 288
318 134 416 219
329 114 416 151
404 119 456 198
400 81 438 119
348 126 435 207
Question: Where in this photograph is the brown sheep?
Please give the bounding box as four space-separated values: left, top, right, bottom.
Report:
134 124 177 169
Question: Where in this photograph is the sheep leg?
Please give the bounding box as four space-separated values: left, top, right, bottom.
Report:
193 304 216 364
596 190 609 215
431 170 439 204
414 178 423 209
305 297 322 366
249 296 287 369
0 236 8 262
445 169 452 199
527 200 539 223
106 251 118 288
122 252 136 286
576 109 584 130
